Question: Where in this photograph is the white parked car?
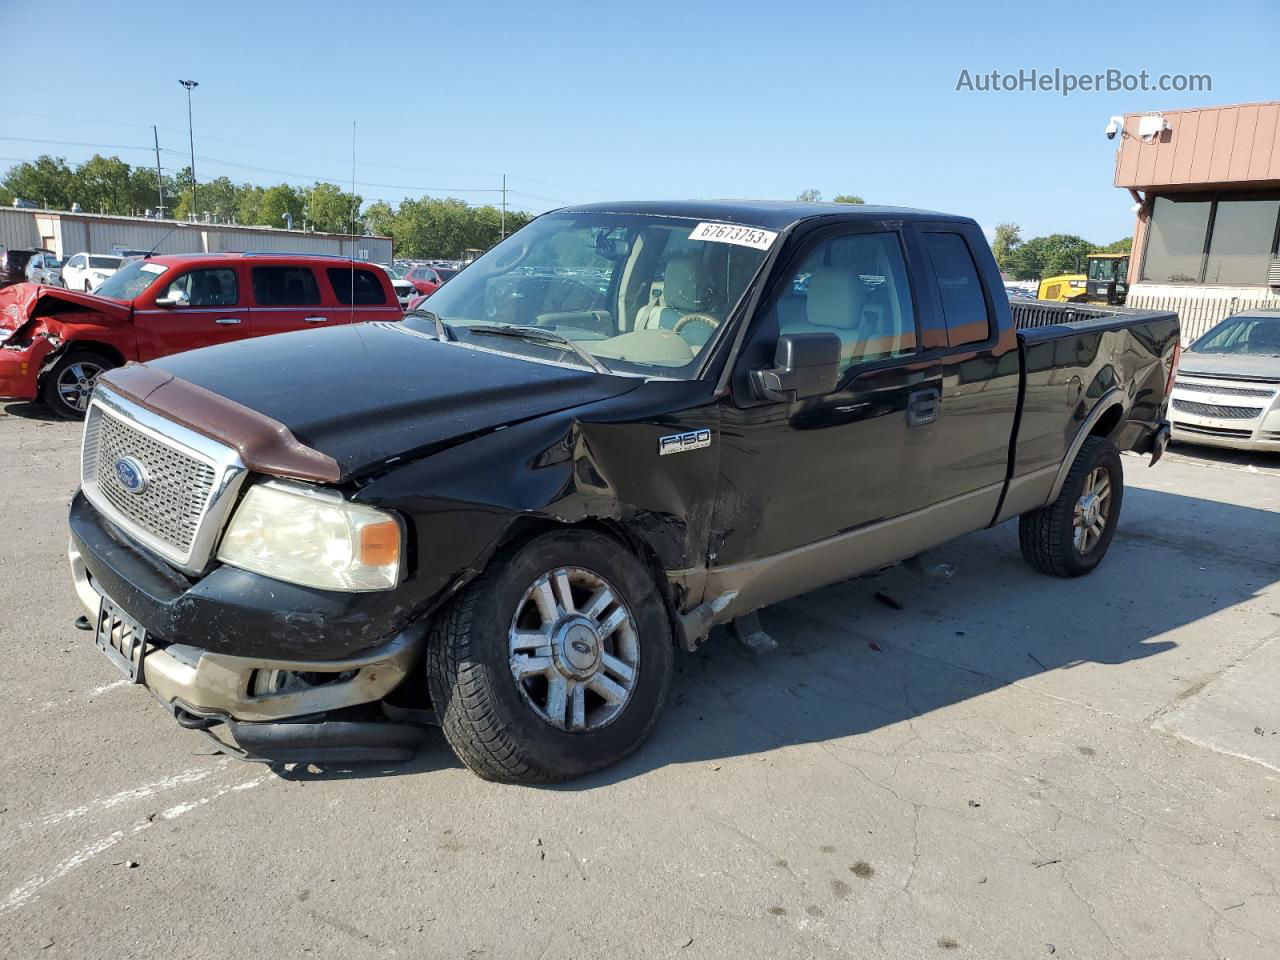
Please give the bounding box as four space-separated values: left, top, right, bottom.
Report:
62 253 124 292
1170 309 1280 452
378 263 416 309
25 252 65 286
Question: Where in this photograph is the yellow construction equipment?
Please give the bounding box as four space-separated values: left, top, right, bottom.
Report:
1037 253 1129 304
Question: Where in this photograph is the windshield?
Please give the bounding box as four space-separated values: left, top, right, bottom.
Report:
88 256 123 270
382 264 405 279
436 267 457 281
92 260 169 300
1087 257 1125 281
405 211 774 378
1190 315 1280 356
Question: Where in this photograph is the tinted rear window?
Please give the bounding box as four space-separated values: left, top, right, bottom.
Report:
252 266 322 306
922 233 990 347
327 267 387 305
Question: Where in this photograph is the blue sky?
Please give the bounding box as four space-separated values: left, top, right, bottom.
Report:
4 0 1277 242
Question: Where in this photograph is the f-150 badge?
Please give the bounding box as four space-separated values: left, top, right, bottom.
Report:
659 429 711 456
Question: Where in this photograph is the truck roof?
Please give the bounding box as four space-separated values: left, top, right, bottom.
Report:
557 200 973 231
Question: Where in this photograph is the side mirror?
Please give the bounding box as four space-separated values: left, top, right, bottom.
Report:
155 289 189 308
750 332 843 402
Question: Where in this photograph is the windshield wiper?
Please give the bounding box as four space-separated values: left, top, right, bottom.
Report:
468 325 611 374
404 307 453 342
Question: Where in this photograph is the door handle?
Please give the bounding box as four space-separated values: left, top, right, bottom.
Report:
215 317 241 325
907 388 940 426
302 316 328 324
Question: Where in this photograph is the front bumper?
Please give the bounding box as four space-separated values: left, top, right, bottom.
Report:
70 540 423 723
0 339 48 399
1170 377 1280 452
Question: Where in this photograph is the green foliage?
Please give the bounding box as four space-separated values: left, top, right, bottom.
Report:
991 222 1022 274
1102 236 1132 253
1 155 537 258
832 194 865 205
796 189 822 202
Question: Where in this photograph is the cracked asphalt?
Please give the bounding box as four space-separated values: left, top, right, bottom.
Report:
1 400 1278 960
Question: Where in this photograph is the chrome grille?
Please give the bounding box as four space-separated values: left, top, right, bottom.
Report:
87 407 217 552
1171 398 1263 420
80 390 246 573
1174 379 1275 399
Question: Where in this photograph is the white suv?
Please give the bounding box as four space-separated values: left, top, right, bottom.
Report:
62 253 124 292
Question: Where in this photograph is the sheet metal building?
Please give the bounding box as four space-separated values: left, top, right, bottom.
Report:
0 207 393 264
1114 100 1280 341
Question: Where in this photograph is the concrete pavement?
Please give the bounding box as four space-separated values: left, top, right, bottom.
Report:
1 404 1277 960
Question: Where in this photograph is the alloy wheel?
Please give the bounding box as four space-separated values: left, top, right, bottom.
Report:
508 566 639 732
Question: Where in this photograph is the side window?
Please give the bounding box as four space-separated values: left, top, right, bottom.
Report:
161 268 239 307
771 231 916 374
922 233 990 347
69 255 84 268
252 266 321 306
327 267 386 305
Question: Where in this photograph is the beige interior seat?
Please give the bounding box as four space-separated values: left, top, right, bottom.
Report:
642 255 710 331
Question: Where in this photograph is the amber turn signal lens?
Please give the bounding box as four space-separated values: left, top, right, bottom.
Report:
358 520 401 567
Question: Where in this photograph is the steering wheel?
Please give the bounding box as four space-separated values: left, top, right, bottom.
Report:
673 312 719 335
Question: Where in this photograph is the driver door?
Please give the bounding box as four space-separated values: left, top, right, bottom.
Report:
134 264 252 361
711 224 941 575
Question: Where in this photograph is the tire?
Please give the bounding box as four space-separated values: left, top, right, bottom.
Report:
1019 436 1124 577
426 528 674 783
40 350 116 420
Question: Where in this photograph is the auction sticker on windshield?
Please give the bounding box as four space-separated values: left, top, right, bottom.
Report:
688 222 778 250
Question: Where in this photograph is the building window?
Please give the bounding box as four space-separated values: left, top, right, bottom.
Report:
1204 199 1280 285
1142 194 1280 285
1142 197 1212 283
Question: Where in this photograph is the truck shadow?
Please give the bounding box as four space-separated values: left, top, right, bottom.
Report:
1 400 63 422
565 480 1280 789
272 479 1277 785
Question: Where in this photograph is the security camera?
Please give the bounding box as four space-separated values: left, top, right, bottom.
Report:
1105 116 1124 140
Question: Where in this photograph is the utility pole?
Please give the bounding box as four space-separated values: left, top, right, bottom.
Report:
500 174 507 239
178 79 199 220
152 126 165 218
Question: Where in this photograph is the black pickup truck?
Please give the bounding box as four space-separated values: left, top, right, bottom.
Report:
68 201 1179 781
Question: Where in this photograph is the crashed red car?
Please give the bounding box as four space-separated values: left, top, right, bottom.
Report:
0 253 401 418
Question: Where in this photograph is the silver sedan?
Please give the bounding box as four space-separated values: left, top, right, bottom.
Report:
1170 309 1280 452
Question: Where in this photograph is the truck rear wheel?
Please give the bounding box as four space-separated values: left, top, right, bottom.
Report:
426 528 673 783
1019 436 1124 577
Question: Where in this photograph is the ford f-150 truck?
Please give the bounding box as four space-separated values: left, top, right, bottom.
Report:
67 201 1179 782
1 252 401 418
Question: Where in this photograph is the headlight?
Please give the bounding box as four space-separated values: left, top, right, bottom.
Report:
216 481 403 591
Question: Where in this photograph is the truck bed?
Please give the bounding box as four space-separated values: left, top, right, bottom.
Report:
997 299 1180 523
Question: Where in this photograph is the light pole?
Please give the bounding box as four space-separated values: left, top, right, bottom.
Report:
178 79 198 220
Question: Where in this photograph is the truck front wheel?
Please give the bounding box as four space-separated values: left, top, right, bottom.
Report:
426 528 674 783
1019 436 1124 577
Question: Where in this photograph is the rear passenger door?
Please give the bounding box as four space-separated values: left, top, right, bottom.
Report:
248 264 331 336
325 266 401 325
910 224 1020 509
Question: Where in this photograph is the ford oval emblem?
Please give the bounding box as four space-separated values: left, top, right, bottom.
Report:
113 456 150 495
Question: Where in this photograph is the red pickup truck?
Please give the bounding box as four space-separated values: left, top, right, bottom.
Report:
0 252 401 418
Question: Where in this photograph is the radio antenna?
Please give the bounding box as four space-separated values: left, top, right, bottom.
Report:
349 120 356 324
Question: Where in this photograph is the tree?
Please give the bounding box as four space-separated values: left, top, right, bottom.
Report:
832 194 865 204
1 155 77 210
796 189 822 202
1103 237 1132 253
992 222 1022 274
306 182 362 234
1007 233 1097 280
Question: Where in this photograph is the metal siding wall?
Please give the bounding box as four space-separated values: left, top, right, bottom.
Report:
0 209 40 250
0 208 391 263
